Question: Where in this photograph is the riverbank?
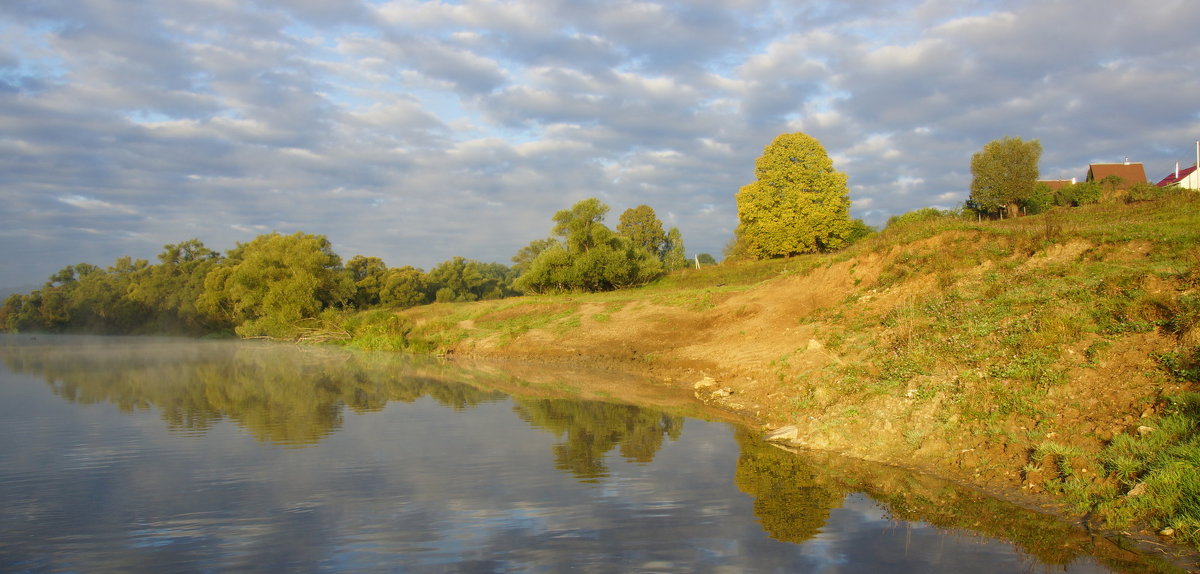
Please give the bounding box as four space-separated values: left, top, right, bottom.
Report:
345 195 1200 561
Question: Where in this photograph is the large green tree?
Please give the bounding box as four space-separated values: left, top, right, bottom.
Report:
617 205 667 256
127 239 223 334
346 255 389 309
616 205 689 272
380 265 430 308
969 136 1042 218
734 132 853 258
199 232 354 338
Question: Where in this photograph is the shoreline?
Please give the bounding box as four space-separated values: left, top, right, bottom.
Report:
444 346 1199 572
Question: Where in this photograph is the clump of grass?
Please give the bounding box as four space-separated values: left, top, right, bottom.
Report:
1033 441 1087 480
1053 393 1200 546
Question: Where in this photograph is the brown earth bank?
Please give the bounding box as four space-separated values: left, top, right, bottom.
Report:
396 213 1200 570
444 249 1187 488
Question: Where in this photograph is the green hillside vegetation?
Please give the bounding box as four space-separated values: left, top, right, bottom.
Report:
319 190 1199 550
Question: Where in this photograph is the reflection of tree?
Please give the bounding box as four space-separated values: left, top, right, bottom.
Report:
1 339 506 445
513 398 683 482
732 428 845 544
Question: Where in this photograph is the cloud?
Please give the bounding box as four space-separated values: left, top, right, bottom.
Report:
1 0 1199 287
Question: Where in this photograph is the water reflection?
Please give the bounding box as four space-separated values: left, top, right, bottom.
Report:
516 399 683 482
732 430 1185 572
733 428 843 544
1 337 509 445
0 335 1189 573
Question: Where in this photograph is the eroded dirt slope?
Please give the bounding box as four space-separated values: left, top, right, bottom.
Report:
446 236 1194 498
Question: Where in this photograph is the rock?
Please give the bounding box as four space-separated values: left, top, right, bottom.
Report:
1137 425 1155 437
1127 482 1148 497
806 339 823 351
1160 527 1175 537
765 425 799 442
693 377 717 390
712 387 734 398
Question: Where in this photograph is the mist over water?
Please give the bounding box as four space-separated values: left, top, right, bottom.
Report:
0 335 1166 572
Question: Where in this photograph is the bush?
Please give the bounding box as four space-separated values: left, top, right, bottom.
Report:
885 207 958 229
1024 183 1054 215
1126 182 1169 203
1054 182 1101 207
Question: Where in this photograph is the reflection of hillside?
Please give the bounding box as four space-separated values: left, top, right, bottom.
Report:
752 441 1184 573
514 398 683 482
0 338 507 445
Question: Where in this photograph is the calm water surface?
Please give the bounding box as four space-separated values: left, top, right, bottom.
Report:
0 335 1179 573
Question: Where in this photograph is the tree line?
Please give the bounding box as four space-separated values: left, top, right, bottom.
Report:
0 200 697 339
4 129 884 340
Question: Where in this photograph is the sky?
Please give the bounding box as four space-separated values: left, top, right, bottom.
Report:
2 0 1199 291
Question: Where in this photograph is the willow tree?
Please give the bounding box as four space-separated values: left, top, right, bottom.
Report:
617 205 667 255
199 232 354 338
617 205 688 272
969 136 1041 218
734 132 853 258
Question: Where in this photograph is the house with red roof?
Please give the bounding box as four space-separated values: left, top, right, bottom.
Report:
1155 143 1200 190
1086 161 1147 189
1156 164 1199 189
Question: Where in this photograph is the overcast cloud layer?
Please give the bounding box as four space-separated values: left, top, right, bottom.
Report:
2 0 1198 289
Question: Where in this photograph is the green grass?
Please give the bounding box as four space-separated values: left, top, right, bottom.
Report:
1061 393 1200 545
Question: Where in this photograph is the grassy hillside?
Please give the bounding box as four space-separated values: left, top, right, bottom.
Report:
335 191 1200 549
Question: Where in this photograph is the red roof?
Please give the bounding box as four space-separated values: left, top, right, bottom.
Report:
1156 164 1198 187
1037 180 1073 191
1086 163 1147 186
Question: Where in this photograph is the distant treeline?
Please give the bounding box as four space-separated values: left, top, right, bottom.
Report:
0 198 698 339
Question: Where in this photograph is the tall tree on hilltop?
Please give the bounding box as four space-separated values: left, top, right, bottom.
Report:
969 136 1041 218
734 132 853 259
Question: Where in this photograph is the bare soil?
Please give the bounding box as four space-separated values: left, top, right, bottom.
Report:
457 256 1180 471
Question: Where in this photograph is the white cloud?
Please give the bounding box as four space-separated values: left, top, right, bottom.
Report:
1 0 1199 287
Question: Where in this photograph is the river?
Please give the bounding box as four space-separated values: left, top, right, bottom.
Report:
0 335 1182 573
